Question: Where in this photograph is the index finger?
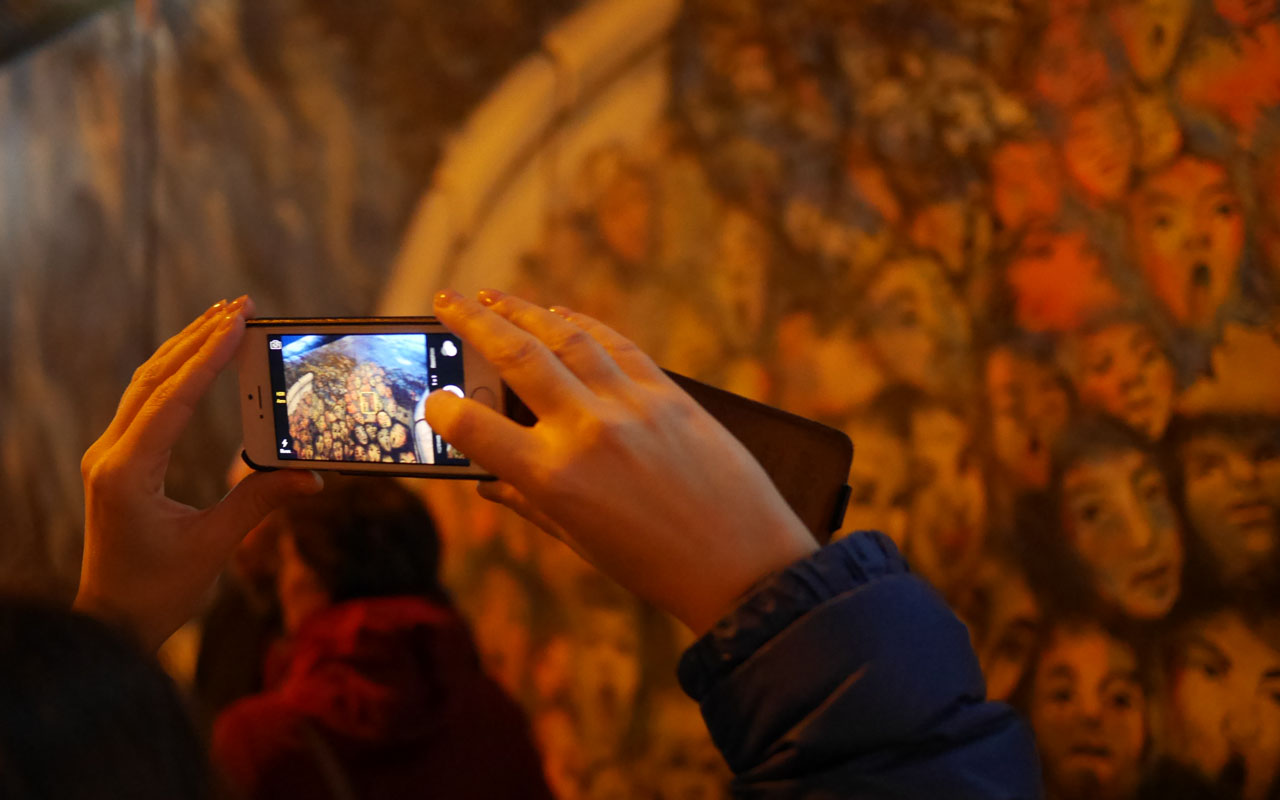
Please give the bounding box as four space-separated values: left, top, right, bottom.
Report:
432 290 596 420
115 310 248 465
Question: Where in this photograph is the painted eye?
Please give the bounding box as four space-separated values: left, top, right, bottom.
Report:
1154 213 1173 230
1217 202 1235 217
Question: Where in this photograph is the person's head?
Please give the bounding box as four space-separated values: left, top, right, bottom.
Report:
1172 415 1280 587
1027 619 1148 800
1164 606 1280 800
1066 311 1176 442
985 337 1073 490
267 475 444 633
0 601 209 799
1129 154 1245 330
1051 417 1185 620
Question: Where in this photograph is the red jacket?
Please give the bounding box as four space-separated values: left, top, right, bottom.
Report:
213 595 552 800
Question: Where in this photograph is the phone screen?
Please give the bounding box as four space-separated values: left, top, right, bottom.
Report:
265 331 469 466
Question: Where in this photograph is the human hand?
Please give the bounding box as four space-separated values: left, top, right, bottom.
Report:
424 289 817 635
75 297 322 650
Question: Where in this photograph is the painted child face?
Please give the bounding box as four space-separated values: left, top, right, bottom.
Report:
596 167 654 267
1131 156 1245 329
955 558 1041 703
1030 625 1147 800
865 258 969 394
1064 96 1137 204
841 420 910 548
712 209 769 342
1035 17 1111 109
575 606 641 750
1169 611 1280 800
1108 0 1193 85
648 692 730 800
991 139 1063 232
1215 0 1278 28
1061 449 1184 619
1074 321 1175 441
472 567 533 699
907 407 988 591
1128 90 1183 170
1181 429 1280 582
986 347 1072 489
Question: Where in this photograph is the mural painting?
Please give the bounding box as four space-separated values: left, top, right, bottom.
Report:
430 1 1280 798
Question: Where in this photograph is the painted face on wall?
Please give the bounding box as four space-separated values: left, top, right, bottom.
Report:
991 138 1063 232
839 419 910 548
1130 156 1245 330
472 566 534 699
908 197 993 279
954 557 1041 703
1064 96 1137 204
864 257 970 394
1168 611 1280 800
906 406 988 592
712 208 770 343
1007 230 1122 334
1034 17 1111 109
1128 90 1183 170
986 346 1072 490
1061 449 1184 619
1073 320 1176 441
1180 427 1280 583
596 166 654 268
1214 0 1278 28
574 606 642 755
647 691 731 800
1030 624 1147 800
1108 0 1193 85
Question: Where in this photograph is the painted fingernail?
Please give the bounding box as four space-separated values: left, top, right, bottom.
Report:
435 289 461 308
549 305 572 318
225 294 249 313
477 288 504 307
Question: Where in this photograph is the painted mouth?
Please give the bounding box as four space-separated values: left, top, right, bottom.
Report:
1132 562 1174 597
1192 261 1212 288
1227 500 1275 529
1151 24 1166 50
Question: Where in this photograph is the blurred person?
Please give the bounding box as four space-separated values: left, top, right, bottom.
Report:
0 600 211 800
1023 619 1149 800
211 475 552 800
1065 311 1177 442
74 292 1040 799
1128 154 1245 332
1162 605 1280 800
1037 417 1186 621
1172 415 1280 593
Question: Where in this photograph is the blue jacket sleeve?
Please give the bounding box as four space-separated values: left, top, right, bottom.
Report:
677 531 1042 799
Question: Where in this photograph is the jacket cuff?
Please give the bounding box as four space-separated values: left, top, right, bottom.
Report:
677 530 907 701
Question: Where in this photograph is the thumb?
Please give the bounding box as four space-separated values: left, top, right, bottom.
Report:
207 469 324 537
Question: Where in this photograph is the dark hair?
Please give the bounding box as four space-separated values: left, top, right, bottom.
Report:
0 601 210 800
277 475 445 604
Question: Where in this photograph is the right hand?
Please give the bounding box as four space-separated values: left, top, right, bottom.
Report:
424 289 817 635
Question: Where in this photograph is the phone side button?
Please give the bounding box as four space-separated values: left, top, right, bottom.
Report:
470 386 497 409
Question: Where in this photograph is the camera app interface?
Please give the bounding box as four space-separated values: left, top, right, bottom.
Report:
267 332 468 466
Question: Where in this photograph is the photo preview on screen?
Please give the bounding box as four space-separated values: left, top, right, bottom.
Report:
267 332 469 466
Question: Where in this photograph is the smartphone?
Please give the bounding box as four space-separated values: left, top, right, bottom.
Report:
239 317 853 541
237 317 503 478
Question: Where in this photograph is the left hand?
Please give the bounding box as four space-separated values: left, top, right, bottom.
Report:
74 297 322 650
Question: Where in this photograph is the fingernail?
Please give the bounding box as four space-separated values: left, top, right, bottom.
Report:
225 294 249 313
435 289 461 308
549 305 572 318
477 288 504 307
